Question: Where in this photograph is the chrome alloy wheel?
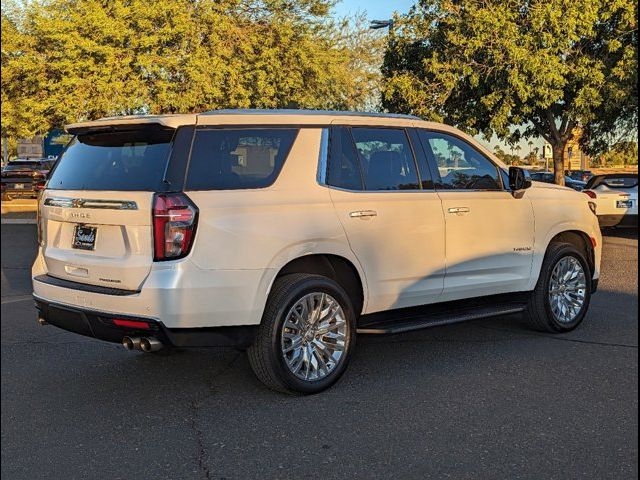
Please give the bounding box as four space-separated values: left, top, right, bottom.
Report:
548 256 587 323
280 292 347 381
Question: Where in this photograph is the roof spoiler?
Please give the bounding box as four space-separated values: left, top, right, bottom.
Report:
65 114 197 135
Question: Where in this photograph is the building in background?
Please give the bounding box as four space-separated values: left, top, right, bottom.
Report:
16 136 44 159
541 128 591 172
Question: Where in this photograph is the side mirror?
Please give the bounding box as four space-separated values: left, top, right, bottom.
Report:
509 167 532 192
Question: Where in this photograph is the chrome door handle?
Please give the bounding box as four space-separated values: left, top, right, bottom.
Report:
448 207 470 214
349 210 378 218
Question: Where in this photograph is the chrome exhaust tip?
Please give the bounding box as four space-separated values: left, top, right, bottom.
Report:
122 336 142 351
37 316 47 326
139 337 163 353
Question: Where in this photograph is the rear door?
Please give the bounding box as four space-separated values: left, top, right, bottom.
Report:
39 124 190 291
325 126 446 313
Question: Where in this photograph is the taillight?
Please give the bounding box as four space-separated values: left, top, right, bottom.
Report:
584 190 597 199
152 193 198 261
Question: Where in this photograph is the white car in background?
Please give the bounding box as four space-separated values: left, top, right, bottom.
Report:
584 174 638 228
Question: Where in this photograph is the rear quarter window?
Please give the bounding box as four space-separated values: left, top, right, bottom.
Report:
186 128 298 190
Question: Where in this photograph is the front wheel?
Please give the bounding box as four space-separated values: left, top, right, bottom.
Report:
248 274 356 394
524 242 592 333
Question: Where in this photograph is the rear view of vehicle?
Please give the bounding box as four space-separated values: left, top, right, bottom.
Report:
1 159 51 200
583 174 638 227
32 120 200 350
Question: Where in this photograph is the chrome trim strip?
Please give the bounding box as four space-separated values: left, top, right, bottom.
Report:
43 197 138 210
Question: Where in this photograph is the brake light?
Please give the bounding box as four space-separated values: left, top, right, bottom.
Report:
584 190 597 199
152 193 198 261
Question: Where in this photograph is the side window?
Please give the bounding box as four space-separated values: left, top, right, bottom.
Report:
186 128 297 190
326 127 363 190
351 128 420 190
418 131 502 191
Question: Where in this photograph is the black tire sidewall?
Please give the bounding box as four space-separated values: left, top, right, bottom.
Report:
267 276 356 394
540 245 592 331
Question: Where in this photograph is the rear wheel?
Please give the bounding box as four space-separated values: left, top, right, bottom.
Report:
248 273 356 394
524 242 592 333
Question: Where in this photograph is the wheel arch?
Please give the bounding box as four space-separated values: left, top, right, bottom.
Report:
272 254 365 317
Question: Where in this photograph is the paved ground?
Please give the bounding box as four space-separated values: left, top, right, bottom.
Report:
1 225 637 479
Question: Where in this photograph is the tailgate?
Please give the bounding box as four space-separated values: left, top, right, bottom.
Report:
40 190 154 291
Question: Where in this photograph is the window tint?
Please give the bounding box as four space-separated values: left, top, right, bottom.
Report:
326 127 363 190
418 131 502 190
186 129 297 190
351 128 420 190
47 126 175 191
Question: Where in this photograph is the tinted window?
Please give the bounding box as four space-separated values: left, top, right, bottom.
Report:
600 176 638 188
187 129 297 190
419 131 502 190
3 163 40 171
351 128 420 190
326 127 363 190
47 126 175 191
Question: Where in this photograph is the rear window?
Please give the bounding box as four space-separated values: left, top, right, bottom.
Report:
602 176 638 188
186 128 298 190
47 126 175 191
3 162 40 171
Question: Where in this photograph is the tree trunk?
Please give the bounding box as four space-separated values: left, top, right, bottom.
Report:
551 142 566 186
2 137 7 166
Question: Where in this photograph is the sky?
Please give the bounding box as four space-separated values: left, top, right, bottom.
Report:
332 0 416 19
331 0 546 156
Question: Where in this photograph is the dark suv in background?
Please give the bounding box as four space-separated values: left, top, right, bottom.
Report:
1 159 56 200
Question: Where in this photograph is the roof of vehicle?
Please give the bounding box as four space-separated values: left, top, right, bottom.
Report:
66 109 441 132
64 109 509 170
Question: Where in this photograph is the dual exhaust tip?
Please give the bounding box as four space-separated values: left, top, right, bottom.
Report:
122 336 163 353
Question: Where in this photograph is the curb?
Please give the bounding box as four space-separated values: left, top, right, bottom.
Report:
1 218 37 225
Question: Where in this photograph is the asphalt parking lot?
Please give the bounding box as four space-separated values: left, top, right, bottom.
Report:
1 225 637 480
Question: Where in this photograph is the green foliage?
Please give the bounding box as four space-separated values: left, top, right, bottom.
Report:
1 0 383 136
382 0 638 184
594 140 639 166
493 146 521 166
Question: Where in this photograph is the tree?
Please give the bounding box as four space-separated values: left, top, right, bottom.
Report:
382 0 638 185
597 140 639 166
1 0 382 140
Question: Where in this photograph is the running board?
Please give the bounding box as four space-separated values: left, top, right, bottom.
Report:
357 294 528 335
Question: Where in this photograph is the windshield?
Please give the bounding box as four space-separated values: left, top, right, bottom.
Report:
47 126 175 191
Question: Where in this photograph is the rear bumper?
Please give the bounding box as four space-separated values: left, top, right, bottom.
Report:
34 297 257 348
598 214 638 228
32 252 274 329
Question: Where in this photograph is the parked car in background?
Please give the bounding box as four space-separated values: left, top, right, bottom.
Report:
32 110 601 394
530 171 586 191
583 174 638 228
1 158 56 200
567 170 594 183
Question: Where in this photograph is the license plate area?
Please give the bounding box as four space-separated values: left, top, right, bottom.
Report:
616 200 633 209
72 225 97 250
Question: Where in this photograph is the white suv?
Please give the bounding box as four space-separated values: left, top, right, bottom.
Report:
32 110 602 394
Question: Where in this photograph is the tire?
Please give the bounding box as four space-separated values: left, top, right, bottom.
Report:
524 242 592 333
248 273 356 395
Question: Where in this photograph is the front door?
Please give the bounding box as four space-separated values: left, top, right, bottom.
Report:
416 130 535 301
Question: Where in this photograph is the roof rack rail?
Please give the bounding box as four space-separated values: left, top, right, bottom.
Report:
200 108 421 120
